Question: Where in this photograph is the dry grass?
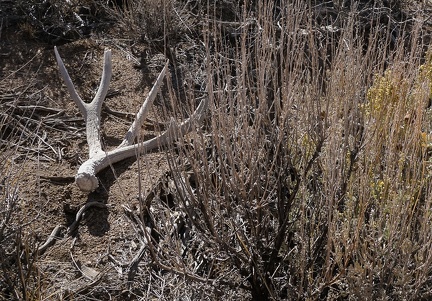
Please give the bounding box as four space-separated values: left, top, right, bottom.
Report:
0 90 43 300
2 0 432 300
159 1 432 300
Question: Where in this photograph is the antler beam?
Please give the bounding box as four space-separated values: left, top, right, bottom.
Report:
54 46 208 192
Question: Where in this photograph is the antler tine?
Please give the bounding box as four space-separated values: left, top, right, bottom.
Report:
93 49 112 107
54 46 86 115
55 47 112 157
118 94 209 162
83 48 112 157
120 60 170 147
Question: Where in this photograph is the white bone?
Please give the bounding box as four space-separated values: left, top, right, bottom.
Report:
54 46 208 192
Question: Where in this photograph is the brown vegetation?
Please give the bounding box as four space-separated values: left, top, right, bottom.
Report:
2 0 432 300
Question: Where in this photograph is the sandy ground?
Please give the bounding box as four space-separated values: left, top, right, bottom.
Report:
1 31 189 298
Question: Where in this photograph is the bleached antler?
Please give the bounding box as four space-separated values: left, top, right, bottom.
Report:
54 46 208 192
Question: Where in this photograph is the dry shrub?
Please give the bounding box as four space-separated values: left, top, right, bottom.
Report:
1 0 116 42
2 0 432 300
0 108 42 300
0 54 60 301
139 1 432 300
104 0 181 43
